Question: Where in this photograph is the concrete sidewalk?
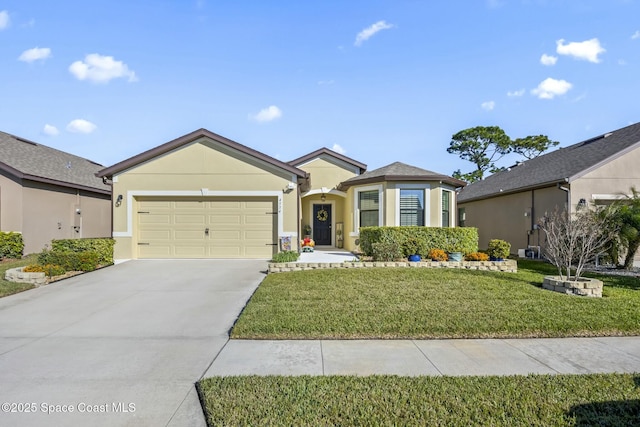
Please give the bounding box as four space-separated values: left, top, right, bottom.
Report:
206 337 640 377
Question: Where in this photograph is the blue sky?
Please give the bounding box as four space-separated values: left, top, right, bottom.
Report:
2 0 639 177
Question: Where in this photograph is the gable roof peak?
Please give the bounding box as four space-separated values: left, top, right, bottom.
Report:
288 147 367 173
97 128 307 179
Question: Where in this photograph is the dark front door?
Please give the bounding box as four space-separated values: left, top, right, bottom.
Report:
313 204 332 246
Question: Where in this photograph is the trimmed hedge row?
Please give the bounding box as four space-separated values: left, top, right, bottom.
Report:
51 238 115 265
38 250 101 272
0 231 24 259
359 226 479 257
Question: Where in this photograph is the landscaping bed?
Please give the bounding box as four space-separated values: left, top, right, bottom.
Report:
231 260 640 339
199 373 640 426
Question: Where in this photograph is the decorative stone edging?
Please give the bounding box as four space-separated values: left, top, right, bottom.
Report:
268 259 518 273
4 267 46 286
542 275 603 297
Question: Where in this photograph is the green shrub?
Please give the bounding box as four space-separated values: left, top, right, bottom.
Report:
51 238 115 265
372 241 404 261
427 248 448 261
360 227 478 256
487 239 511 259
24 264 66 277
465 251 489 261
402 237 427 257
271 251 300 263
0 231 24 259
38 250 101 272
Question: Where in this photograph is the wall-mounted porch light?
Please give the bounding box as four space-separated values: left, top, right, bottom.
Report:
115 194 123 207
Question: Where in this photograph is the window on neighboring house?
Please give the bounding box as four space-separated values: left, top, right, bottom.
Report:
359 190 379 227
400 189 424 226
458 207 466 227
442 190 451 227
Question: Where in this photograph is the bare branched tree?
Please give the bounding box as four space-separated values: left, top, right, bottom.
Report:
538 207 618 281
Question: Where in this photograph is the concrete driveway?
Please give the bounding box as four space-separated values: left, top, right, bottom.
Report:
0 259 266 427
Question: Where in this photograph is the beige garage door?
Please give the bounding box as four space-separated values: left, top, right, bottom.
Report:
136 197 277 259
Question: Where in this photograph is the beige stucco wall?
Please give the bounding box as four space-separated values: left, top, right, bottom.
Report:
111 137 300 259
20 182 110 254
0 172 23 235
297 157 359 191
459 186 566 252
571 145 640 210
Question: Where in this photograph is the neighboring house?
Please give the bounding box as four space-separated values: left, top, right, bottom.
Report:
0 131 112 255
97 128 465 260
457 121 640 263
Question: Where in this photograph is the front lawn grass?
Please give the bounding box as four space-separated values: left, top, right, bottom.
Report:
199 373 640 426
231 260 640 339
0 255 38 298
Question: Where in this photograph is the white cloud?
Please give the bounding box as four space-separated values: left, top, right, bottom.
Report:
481 101 495 111
42 124 59 136
531 77 572 99
354 20 394 47
556 38 605 63
507 89 525 97
618 59 627 66
540 54 557 66
632 30 640 40
69 54 137 83
249 105 282 123
0 10 9 30
18 47 52 63
66 119 97 134
332 144 346 154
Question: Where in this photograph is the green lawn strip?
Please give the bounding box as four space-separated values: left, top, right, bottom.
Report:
0 255 38 298
231 260 640 339
199 374 640 426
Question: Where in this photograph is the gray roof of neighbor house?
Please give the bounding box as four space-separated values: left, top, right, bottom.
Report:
288 147 367 174
458 121 640 203
339 161 466 189
0 131 110 194
97 128 307 179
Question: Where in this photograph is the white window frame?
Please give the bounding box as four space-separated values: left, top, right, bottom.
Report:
395 184 431 226
352 184 383 236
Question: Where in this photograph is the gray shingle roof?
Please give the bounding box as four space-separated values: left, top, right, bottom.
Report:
458 121 640 203
0 131 110 194
340 161 466 188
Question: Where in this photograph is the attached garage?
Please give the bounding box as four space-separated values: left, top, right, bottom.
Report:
136 197 277 259
97 129 307 260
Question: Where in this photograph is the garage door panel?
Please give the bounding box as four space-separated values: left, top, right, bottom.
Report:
209 215 241 225
213 231 242 239
174 230 206 240
175 245 207 257
174 200 205 209
139 214 172 224
138 245 171 257
139 230 172 240
174 214 206 225
137 197 276 259
138 200 171 209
